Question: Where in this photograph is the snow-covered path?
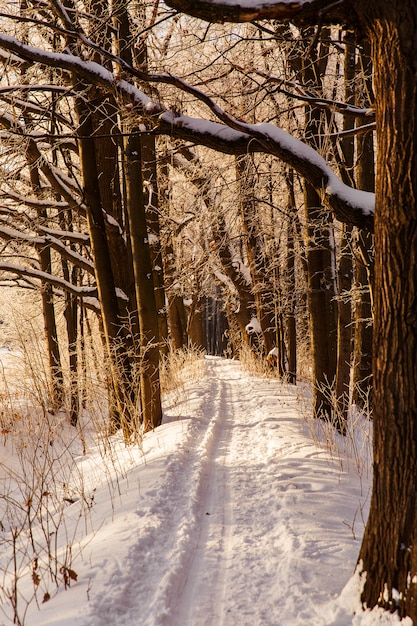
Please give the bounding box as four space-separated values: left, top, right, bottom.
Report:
78 357 370 626
15 356 396 626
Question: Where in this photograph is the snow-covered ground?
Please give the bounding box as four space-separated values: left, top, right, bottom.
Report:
0 355 411 625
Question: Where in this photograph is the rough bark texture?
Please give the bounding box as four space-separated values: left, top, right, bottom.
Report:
357 4 417 619
75 97 135 434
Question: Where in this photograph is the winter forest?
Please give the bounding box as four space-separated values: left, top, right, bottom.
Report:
0 0 416 624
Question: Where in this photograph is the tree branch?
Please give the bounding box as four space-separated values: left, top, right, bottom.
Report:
164 0 350 25
0 32 373 229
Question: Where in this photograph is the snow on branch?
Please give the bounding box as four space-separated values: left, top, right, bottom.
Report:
43 233 94 274
38 225 90 244
0 225 44 246
0 31 374 229
0 262 97 299
1 190 69 211
0 111 85 211
160 112 374 229
0 34 162 116
164 0 349 24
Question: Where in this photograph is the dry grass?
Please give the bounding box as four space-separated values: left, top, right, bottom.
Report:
160 345 205 408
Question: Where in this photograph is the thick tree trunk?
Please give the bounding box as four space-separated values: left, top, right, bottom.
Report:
358 7 417 619
75 98 136 435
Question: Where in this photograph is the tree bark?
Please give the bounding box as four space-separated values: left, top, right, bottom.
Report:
357 6 417 619
302 29 338 427
124 130 162 432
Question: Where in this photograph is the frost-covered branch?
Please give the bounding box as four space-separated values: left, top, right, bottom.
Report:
0 32 374 229
0 191 68 211
0 111 85 211
0 225 94 274
0 262 97 299
159 113 374 229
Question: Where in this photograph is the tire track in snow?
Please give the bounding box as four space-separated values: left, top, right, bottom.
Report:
146 358 235 625
171 360 235 626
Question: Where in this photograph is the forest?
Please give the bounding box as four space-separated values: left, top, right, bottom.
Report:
0 0 416 622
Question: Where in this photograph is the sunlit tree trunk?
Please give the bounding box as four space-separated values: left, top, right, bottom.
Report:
75 98 136 435
358 6 417 618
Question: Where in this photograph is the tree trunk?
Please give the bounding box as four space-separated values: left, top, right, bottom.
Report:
187 294 207 351
302 30 338 427
124 130 162 432
304 183 338 423
351 230 373 409
334 31 356 430
163 237 188 350
358 7 417 619
38 249 65 410
75 97 135 435
141 134 169 355
352 40 374 408
285 171 297 384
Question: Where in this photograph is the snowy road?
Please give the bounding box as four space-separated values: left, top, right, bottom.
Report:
25 357 378 626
